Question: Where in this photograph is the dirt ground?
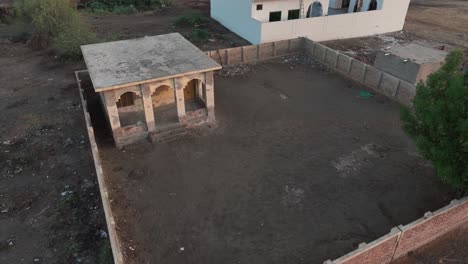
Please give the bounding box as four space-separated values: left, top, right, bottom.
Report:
0 0 467 263
90 60 454 264
392 222 468 264
323 0 468 65
83 1 249 51
0 41 112 263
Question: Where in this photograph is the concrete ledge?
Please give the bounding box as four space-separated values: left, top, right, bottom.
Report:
75 70 125 264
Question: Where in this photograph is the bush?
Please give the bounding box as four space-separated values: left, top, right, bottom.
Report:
85 0 169 12
401 49 468 192
174 11 206 27
14 0 96 59
190 28 209 42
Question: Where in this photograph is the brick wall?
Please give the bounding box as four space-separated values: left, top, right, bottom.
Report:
324 197 468 264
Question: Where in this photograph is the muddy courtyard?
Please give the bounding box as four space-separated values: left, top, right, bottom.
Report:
92 60 455 264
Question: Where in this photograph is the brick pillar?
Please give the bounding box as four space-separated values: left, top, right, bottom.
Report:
174 77 186 121
205 72 215 120
141 84 156 132
103 90 121 135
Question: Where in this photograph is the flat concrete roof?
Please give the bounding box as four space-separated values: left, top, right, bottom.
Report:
81 33 222 92
386 43 447 64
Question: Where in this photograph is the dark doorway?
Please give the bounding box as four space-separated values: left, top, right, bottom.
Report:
369 0 378 10
342 0 350 8
269 11 282 22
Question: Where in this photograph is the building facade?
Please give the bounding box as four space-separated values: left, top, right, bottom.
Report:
211 0 409 44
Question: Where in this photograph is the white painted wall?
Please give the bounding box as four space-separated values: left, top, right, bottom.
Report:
260 0 410 43
251 0 328 22
211 0 262 44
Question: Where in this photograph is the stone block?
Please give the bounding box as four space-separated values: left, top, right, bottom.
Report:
314 44 326 62
349 59 366 82
289 38 303 52
303 38 316 56
243 45 258 63
275 40 290 56
259 42 274 60
363 66 383 89
324 48 339 67
379 73 400 97
336 54 352 73
226 47 242 65
396 81 416 106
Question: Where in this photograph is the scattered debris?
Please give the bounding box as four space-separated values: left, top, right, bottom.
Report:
359 91 374 99
281 54 330 73
216 64 254 77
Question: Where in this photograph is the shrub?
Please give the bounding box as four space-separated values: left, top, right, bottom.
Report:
14 0 96 59
112 5 137 14
190 28 209 42
174 11 206 27
401 49 468 192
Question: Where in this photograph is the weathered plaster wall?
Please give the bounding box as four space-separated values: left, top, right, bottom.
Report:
260 0 409 43
151 85 175 108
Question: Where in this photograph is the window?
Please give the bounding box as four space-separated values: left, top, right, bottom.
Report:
256 4 263 10
269 11 282 22
288 9 300 20
368 0 378 11
117 92 135 107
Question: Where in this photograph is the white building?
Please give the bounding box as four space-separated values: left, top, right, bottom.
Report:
211 0 410 44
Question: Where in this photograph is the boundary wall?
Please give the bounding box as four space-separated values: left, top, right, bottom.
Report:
208 38 417 107
75 70 124 264
324 197 468 264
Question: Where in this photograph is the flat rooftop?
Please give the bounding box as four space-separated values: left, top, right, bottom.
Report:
81 33 221 91
385 43 447 64
84 59 453 264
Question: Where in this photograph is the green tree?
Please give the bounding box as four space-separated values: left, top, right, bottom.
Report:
401 50 468 192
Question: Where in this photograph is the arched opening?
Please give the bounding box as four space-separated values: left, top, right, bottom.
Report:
152 85 178 126
184 79 206 112
368 0 378 11
306 1 323 18
116 91 146 128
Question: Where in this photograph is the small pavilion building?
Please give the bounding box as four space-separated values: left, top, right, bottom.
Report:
81 33 222 147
